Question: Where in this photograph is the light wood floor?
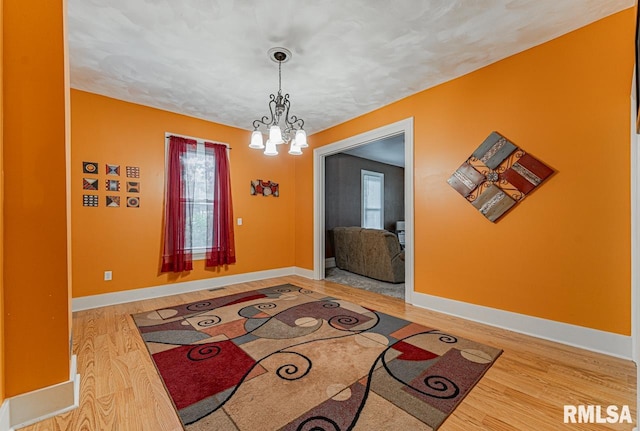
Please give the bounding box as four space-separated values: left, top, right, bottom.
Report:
21 276 636 430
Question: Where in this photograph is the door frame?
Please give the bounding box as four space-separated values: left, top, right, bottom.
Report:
313 117 414 302
630 73 639 431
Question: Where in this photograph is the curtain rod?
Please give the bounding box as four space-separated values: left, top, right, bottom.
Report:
165 132 232 149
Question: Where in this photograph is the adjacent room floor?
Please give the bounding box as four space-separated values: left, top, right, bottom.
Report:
324 266 405 300
21 276 636 430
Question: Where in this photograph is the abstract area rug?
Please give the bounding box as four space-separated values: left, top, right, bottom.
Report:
132 284 502 430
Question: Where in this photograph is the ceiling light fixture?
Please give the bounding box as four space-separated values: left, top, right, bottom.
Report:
249 47 307 156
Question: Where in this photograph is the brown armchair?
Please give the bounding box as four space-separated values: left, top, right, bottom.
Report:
332 226 405 283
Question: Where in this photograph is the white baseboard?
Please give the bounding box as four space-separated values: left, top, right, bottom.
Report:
294 266 315 279
411 291 632 360
72 266 314 311
0 400 9 431
5 355 80 430
325 257 336 269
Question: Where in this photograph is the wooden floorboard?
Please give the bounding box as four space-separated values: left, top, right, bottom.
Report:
20 276 636 430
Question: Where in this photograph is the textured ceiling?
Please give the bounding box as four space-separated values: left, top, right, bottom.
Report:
343 134 406 167
68 0 633 135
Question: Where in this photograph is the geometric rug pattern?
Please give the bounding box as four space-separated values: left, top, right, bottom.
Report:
132 284 502 430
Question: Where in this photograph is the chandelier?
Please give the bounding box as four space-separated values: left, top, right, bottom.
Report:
249 47 308 156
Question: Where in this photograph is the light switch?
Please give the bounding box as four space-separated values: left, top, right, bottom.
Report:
237 217 243 226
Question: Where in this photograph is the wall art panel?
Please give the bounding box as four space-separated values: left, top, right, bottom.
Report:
447 131 554 222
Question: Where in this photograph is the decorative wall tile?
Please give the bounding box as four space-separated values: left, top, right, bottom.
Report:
127 196 140 208
106 196 120 207
471 185 516 222
106 179 120 191
126 181 140 193
106 164 120 176
82 195 98 207
83 178 99 190
501 153 553 195
447 131 554 222
126 166 140 178
471 132 517 170
82 161 98 174
447 163 485 198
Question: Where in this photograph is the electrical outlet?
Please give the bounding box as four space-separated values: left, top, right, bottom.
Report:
104 271 112 281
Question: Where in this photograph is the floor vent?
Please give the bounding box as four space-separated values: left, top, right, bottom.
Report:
208 286 226 292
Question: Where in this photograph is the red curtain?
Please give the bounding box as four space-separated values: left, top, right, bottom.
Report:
161 136 197 272
206 142 236 266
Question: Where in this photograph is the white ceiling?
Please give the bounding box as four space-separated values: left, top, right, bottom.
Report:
67 0 633 136
343 134 406 168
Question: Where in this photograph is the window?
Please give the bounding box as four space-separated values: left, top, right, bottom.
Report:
183 143 214 255
361 170 384 229
161 135 235 273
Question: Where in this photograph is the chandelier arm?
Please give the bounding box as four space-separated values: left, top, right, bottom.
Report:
252 116 271 130
281 128 294 141
280 94 304 131
277 95 295 142
287 115 304 130
252 94 280 130
282 94 302 131
268 94 279 126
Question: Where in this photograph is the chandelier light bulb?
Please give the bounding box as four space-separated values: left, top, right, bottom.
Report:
295 129 308 148
269 125 284 145
249 130 265 149
264 139 278 156
288 141 302 155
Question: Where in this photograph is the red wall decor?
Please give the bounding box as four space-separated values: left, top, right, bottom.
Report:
250 179 279 197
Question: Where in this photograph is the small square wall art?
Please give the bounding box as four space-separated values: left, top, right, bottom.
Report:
106 179 120 191
106 164 120 176
82 161 98 174
126 166 140 178
83 178 98 190
82 195 98 207
127 196 140 208
127 181 140 193
447 131 554 222
106 196 120 207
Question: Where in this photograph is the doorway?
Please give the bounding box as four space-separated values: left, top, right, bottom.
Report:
313 118 414 303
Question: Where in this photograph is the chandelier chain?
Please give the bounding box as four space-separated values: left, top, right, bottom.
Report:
278 60 282 94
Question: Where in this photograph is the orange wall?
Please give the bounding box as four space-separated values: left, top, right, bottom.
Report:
71 90 296 297
297 8 635 335
3 0 70 396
